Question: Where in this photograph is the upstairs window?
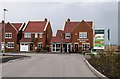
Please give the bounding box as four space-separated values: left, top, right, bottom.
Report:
39 32 43 38
79 32 87 38
5 33 12 39
65 33 71 39
24 33 31 38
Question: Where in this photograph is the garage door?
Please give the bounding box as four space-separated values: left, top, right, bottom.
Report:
20 43 29 52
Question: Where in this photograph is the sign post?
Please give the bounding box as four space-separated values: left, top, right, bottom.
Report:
107 29 110 51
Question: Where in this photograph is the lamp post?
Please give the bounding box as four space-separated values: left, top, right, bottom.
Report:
3 9 8 55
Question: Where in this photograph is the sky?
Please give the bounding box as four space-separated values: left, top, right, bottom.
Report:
0 0 119 45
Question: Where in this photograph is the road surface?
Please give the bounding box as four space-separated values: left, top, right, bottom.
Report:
2 53 97 77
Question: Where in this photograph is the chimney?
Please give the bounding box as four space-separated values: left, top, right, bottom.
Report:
1 20 4 24
44 18 47 22
67 18 70 22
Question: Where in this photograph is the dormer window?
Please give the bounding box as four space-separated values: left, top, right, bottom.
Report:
5 33 12 39
24 33 31 38
65 33 71 39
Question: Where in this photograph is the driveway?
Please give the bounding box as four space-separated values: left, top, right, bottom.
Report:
2 53 97 77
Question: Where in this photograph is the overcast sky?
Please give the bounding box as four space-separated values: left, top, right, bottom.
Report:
0 0 119 45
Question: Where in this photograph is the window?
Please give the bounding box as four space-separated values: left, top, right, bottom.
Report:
5 33 12 38
39 32 43 38
38 43 42 49
6 42 14 48
82 43 90 50
56 44 60 51
65 33 71 39
52 43 60 52
52 44 55 51
24 33 31 38
35 33 38 38
79 32 87 38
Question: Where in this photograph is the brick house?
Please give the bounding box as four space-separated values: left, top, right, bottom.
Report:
20 18 52 52
1 21 24 52
50 19 93 52
0 22 3 50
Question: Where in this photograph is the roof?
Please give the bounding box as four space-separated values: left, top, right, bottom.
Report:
51 30 63 43
51 36 62 43
62 39 71 43
56 30 63 37
24 21 47 32
20 38 33 42
63 20 93 33
51 37 71 43
51 30 71 43
64 22 80 33
11 23 23 31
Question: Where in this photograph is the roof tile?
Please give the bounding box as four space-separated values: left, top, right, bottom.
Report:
24 21 47 32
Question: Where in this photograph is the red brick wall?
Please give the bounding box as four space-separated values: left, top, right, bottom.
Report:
72 21 93 49
4 23 18 51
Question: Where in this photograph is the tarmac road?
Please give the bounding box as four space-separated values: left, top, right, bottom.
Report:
2 53 97 77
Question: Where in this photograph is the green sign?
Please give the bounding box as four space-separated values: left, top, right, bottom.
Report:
94 29 104 49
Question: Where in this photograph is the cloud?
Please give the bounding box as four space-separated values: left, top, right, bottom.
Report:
0 2 118 45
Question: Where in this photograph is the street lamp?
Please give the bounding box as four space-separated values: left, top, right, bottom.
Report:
3 9 8 56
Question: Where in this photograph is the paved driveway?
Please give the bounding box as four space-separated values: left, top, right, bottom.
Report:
2 53 96 77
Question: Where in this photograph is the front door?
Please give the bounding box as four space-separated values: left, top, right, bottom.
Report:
74 44 78 52
30 43 33 51
68 44 71 52
63 44 67 52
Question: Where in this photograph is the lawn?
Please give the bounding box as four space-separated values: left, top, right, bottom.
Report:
88 52 120 79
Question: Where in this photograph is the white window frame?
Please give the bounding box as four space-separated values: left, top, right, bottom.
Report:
5 33 12 39
82 43 90 50
65 33 71 39
6 42 14 48
52 43 61 52
24 33 31 38
56 43 61 52
38 42 42 49
35 33 38 38
39 32 43 38
79 32 87 38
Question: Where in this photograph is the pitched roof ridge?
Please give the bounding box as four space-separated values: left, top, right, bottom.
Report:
71 20 93 32
22 21 29 31
8 22 18 32
85 21 93 28
11 22 22 24
29 20 46 22
44 21 49 31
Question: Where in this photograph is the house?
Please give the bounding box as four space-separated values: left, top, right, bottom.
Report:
0 22 3 51
1 21 24 52
50 18 93 52
20 18 52 52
